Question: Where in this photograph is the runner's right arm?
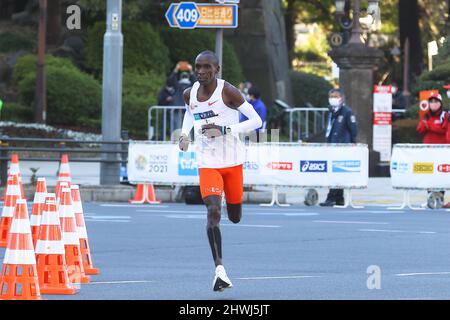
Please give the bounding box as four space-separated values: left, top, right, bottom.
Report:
179 88 193 151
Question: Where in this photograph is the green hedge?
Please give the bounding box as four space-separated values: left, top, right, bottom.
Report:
159 28 244 86
0 102 33 122
0 32 35 53
12 54 78 85
290 70 332 107
18 65 101 127
85 21 170 75
122 70 165 137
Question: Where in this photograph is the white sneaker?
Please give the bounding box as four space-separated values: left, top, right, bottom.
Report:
213 265 233 292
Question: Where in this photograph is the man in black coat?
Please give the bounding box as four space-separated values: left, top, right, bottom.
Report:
319 88 358 206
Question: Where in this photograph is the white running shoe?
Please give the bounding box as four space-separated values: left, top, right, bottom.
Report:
213 265 233 292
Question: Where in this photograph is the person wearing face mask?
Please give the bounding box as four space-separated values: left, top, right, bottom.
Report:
319 88 358 207
416 93 449 209
239 86 267 142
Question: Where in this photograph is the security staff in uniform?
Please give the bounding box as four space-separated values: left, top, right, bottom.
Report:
319 88 358 207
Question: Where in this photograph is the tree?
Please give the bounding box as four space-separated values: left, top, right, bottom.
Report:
399 0 423 80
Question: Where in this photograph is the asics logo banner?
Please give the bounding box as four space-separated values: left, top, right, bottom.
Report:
300 161 327 173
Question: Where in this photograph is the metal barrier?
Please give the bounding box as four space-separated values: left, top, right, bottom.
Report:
0 137 128 186
285 107 407 142
148 105 186 141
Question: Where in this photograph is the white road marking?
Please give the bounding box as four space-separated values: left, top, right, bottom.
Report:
222 223 280 228
236 275 321 280
87 216 131 219
364 210 406 214
395 272 450 277
99 204 169 208
284 212 319 216
314 220 389 225
88 280 155 284
359 229 436 234
138 210 206 214
84 219 130 223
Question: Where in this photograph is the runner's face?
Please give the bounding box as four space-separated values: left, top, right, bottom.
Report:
195 56 218 85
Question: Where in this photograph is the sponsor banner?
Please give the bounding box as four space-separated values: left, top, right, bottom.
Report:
390 144 450 189
127 141 369 188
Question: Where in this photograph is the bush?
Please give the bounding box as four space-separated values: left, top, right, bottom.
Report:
18 65 101 127
85 21 170 76
0 102 33 122
0 32 35 53
12 54 78 85
159 28 244 86
290 70 332 107
122 70 165 137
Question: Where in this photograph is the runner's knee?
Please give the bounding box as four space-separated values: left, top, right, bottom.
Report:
227 203 241 224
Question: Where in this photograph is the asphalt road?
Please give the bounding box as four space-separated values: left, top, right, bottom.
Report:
1 203 450 300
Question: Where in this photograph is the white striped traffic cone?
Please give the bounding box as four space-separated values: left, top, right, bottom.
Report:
30 178 47 247
35 194 78 295
0 175 21 248
59 188 90 284
71 185 99 275
55 154 72 199
0 199 42 300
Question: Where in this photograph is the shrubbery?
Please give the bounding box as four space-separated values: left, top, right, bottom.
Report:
290 70 332 107
122 70 165 137
159 28 244 85
0 102 33 122
16 55 101 127
85 21 171 76
0 32 35 53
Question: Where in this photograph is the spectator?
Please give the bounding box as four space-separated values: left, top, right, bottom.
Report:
157 78 175 106
239 86 266 142
319 88 358 207
416 93 449 209
416 93 448 144
167 62 196 132
238 81 252 100
391 82 406 120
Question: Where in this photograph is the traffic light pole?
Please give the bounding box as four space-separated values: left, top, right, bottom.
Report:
100 0 123 185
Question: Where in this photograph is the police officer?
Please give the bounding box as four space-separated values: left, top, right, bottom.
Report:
319 88 358 207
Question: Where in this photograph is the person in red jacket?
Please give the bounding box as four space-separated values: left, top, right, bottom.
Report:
416 93 449 208
416 93 448 143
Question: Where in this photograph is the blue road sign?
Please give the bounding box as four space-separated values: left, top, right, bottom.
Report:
165 3 177 27
173 2 200 29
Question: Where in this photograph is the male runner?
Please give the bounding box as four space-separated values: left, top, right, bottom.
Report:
179 51 262 291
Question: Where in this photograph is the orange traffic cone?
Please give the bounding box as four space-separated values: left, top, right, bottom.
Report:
2 154 25 200
30 178 47 247
59 187 90 284
55 154 72 199
129 183 161 204
71 185 99 275
56 181 70 205
35 194 78 295
0 175 21 248
0 199 42 300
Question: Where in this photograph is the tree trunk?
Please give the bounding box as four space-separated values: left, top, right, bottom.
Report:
284 0 296 69
46 0 61 46
399 0 423 80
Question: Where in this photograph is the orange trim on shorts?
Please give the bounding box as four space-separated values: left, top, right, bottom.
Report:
198 164 243 204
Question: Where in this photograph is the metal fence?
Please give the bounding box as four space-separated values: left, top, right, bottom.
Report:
148 104 407 143
0 137 128 186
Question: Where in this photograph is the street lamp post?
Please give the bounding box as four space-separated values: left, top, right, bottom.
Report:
328 0 384 176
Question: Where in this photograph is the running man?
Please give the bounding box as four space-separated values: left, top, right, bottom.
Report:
179 51 262 291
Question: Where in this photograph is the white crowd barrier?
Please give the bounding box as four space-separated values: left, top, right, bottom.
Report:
127 141 369 208
389 144 450 210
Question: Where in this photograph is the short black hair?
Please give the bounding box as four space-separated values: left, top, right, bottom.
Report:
328 88 345 99
248 86 261 99
196 50 220 66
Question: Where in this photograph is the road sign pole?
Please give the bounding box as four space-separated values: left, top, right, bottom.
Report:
100 0 123 185
215 28 223 79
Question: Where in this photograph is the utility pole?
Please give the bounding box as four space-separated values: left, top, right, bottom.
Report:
35 0 47 123
100 0 123 185
215 28 223 79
